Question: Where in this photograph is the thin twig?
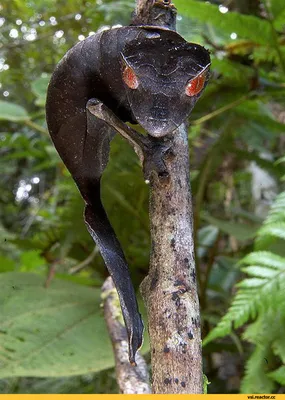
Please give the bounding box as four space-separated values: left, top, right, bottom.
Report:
24 119 48 135
45 260 58 288
200 232 221 305
69 247 99 274
191 94 252 126
102 277 151 394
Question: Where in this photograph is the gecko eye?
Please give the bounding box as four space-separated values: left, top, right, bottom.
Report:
185 70 207 97
123 65 139 89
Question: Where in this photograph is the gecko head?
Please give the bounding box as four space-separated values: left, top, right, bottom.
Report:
121 28 210 137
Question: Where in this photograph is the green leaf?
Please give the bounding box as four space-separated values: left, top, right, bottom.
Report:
274 8 285 30
241 312 285 392
235 101 285 136
197 225 219 258
203 291 256 345
241 343 275 393
237 278 266 288
0 256 16 273
0 272 115 377
55 273 102 287
211 59 253 84
233 149 284 179
19 250 47 272
175 0 273 45
0 101 29 122
203 374 211 394
204 192 285 352
276 155 285 164
31 76 51 107
258 222 285 240
243 265 280 278
272 329 285 363
201 213 259 241
241 251 285 270
267 366 285 385
267 0 285 19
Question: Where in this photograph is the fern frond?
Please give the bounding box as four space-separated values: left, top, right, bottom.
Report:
256 192 285 248
205 188 285 391
275 155 285 165
258 222 285 240
243 266 280 278
272 330 285 363
204 251 285 346
237 278 266 288
243 310 284 344
261 191 285 226
242 311 285 392
241 341 275 393
241 251 285 270
203 291 257 345
267 366 285 385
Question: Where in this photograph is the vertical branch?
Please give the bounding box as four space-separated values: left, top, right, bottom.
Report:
141 125 203 393
135 0 154 20
135 0 203 393
133 0 176 30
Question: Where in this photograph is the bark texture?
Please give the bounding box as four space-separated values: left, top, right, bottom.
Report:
133 0 176 30
102 277 151 394
141 125 203 393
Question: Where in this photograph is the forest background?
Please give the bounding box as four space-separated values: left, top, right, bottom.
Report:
0 0 284 394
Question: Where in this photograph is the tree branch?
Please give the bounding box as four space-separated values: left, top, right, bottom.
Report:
141 125 203 393
132 0 177 30
135 0 204 394
68 247 98 274
102 277 151 394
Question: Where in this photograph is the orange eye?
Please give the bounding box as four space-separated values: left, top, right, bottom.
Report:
185 70 207 97
122 65 139 89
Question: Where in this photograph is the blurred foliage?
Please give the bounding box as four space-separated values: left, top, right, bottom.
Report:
0 0 285 394
204 178 285 393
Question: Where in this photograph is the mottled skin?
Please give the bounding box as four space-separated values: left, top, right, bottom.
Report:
46 25 210 364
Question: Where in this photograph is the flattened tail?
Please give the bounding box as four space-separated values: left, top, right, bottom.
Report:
46 64 143 361
84 194 144 364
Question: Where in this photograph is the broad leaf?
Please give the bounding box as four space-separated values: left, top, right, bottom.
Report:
0 101 29 122
267 0 285 19
31 76 51 107
0 272 114 377
175 0 273 45
201 213 259 241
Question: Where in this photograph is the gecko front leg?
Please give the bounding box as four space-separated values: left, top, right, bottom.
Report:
87 99 172 183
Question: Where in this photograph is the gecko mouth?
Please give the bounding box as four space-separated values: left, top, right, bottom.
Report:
139 117 179 137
